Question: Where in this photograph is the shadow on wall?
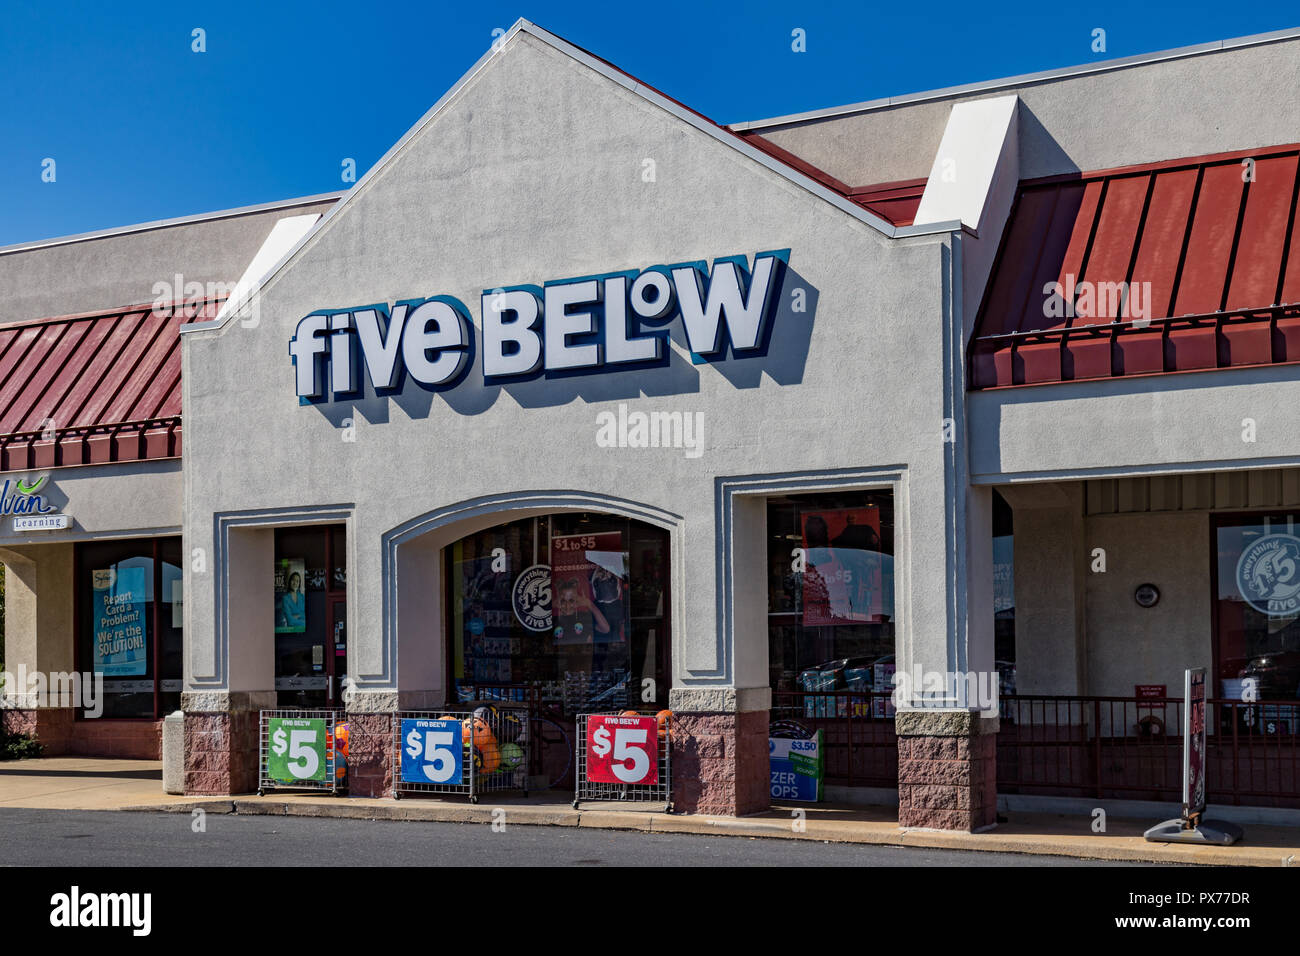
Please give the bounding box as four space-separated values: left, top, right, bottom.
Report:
1016 102 1079 181
308 265 819 426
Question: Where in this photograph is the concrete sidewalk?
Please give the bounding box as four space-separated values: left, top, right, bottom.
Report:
3 757 1298 866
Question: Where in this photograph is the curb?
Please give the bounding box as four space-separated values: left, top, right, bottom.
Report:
120 798 1298 866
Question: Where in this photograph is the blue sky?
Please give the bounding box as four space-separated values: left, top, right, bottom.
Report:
1 0 1295 245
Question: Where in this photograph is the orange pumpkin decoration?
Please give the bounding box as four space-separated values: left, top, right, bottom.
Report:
462 716 496 750
474 741 501 775
656 709 673 740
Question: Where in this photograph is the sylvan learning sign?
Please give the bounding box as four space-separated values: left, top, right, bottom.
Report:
0 475 69 531
289 251 788 401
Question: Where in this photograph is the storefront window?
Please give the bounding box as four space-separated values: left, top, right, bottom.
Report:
1215 513 1300 703
767 490 895 698
76 537 183 720
447 513 670 717
274 525 347 708
993 490 1016 696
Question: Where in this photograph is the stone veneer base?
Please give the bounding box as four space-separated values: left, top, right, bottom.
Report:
184 710 261 794
671 710 770 815
345 712 393 797
896 710 998 832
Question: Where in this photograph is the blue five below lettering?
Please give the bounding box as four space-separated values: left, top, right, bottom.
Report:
289 251 788 400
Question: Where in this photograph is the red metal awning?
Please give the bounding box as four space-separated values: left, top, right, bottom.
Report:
0 299 220 471
970 144 1300 389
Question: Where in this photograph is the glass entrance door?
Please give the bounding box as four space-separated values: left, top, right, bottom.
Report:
446 512 671 789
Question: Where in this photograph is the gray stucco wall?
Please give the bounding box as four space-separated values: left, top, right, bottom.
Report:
1085 511 1212 699
968 364 1300 484
745 35 1300 186
180 32 972 706
0 461 181 550
0 198 338 325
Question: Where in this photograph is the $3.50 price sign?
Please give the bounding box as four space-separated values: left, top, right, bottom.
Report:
267 717 328 783
586 715 658 785
400 718 463 785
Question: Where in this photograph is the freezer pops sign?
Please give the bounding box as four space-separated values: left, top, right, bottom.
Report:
289 250 788 400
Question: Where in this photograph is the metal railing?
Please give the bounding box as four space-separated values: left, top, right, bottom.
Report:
771 690 1300 807
771 690 898 789
998 695 1300 807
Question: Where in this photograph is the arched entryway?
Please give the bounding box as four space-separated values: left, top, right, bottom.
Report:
366 492 684 797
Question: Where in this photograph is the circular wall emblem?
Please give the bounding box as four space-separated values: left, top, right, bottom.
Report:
512 564 552 631
1236 533 1300 615
1134 583 1160 608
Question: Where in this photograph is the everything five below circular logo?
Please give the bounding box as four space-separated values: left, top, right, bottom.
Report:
512 565 552 631
1236 532 1300 615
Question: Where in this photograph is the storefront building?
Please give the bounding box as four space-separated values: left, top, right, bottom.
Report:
3 22 1300 828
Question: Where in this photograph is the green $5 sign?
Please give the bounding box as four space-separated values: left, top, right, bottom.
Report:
267 717 328 783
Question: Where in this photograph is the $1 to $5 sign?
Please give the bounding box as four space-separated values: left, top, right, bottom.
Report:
587 715 658 785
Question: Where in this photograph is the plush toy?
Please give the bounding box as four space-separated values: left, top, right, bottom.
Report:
498 742 525 772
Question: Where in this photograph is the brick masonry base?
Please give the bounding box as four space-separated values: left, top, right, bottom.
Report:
897 732 997 831
1 708 74 753
184 711 260 795
671 710 770 816
2 709 166 759
345 713 392 797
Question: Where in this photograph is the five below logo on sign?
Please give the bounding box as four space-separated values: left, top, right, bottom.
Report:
289 250 788 400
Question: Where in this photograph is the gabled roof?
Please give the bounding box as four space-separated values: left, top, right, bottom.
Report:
195 19 961 335
0 300 219 472
970 144 1300 389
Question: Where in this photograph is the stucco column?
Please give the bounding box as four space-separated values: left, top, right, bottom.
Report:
896 485 998 831
998 482 1087 695
0 544 76 753
669 495 770 816
183 526 275 794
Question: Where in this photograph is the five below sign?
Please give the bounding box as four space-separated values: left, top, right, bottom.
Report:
289 250 788 400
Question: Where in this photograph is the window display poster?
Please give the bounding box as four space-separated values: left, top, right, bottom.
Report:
92 566 148 676
801 508 885 626
458 555 513 683
274 558 307 634
550 532 629 645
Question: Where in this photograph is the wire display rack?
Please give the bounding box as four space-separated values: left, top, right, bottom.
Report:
258 709 346 795
392 704 530 803
573 711 672 811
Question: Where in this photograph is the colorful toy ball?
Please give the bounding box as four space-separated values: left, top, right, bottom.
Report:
329 721 350 781
473 742 501 775
498 742 525 771
655 710 673 740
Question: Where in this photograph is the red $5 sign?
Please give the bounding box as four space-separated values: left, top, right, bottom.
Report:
586 715 658 785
